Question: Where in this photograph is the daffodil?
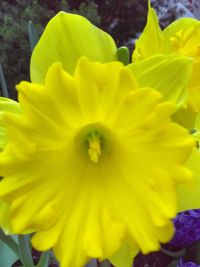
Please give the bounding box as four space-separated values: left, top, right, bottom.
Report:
30 11 193 111
0 97 21 233
172 115 200 232
0 10 198 267
132 1 200 114
177 148 200 212
0 97 20 151
0 56 194 267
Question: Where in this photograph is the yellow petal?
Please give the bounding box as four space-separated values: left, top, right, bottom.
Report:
53 194 90 267
30 12 117 84
190 57 200 88
128 55 192 107
83 204 124 259
0 97 21 150
163 18 198 39
0 201 13 234
187 85 200 113
0 97 20 114
31 220 64 251
171 108 196 130
132 2 171 61
177 148 200 212
74 57 138 122
109 242 138 267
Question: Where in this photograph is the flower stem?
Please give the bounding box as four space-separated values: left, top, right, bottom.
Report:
18 235 34 267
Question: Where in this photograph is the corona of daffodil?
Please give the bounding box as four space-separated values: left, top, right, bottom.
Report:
0 10 197 267
132 1 200 114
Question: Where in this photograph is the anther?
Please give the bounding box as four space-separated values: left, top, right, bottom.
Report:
87 132 102 163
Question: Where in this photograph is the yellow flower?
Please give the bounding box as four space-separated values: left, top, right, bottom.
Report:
30 12 117 84
0 97 20 150
132 1 200 114
0 97 21 234
177 148 200 212
0 57 194 267
171 101 200 214
0 10 198 267
30 11 192 111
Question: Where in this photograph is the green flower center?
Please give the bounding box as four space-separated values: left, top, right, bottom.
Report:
86 131 102 163
75 123 115 164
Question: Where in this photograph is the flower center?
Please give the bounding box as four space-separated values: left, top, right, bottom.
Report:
75 123 114 164
87 131 102 163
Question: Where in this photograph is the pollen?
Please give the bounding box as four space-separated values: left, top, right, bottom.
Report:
87 131 102 163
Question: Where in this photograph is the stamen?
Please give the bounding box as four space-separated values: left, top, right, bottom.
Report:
87 132 102 163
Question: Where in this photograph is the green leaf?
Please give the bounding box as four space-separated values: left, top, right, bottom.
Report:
0 229 19 258
36 251 50 267
18 235 34 267
0 239 18 267
0 64 9 98
27 20 39 52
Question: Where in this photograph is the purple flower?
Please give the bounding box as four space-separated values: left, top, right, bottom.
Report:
170 210 200 247
178 257 200 267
